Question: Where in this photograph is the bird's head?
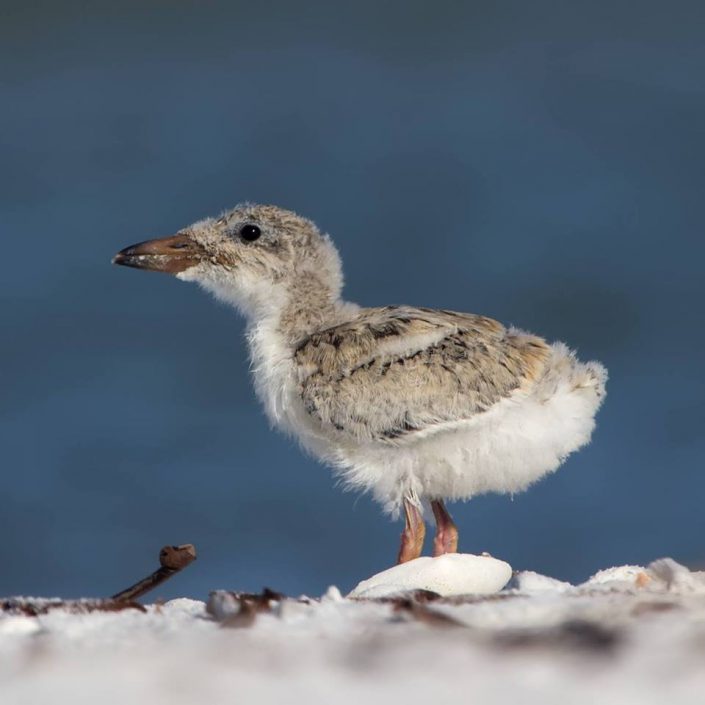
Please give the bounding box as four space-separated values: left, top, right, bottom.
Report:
113 203 344 317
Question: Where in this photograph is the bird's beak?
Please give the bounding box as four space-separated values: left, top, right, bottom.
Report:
112 234 206 274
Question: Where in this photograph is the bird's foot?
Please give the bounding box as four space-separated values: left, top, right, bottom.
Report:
431 499 459 557
397 498 425 564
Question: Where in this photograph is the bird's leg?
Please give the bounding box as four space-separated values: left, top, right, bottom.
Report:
431 499 459 557
397 498 426 564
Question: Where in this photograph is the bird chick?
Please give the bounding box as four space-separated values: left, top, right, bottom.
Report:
114 203 607 564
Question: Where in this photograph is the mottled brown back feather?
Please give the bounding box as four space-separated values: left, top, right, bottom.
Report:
294 306 551 443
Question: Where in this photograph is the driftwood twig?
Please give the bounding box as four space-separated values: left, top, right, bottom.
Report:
112 544 197 602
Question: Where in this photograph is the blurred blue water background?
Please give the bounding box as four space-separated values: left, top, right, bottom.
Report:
1 1 704 599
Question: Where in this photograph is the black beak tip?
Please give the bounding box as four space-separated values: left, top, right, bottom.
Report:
112 246 144 269
112 250 130 267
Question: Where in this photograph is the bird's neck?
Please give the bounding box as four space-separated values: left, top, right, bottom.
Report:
246 273 354 351
243 275 356 426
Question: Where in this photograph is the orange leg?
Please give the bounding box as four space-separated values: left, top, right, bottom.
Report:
397 498 426 564
431 499 459 557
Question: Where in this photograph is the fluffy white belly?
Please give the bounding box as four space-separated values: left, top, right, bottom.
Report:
330 343 607 515
251 318 607 517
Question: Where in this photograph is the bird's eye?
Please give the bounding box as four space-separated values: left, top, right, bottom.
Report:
240 224 261 242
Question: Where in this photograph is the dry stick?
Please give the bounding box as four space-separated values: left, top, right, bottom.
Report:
112 544 197 602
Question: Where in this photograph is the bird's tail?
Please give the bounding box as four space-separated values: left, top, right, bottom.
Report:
536 342 608 410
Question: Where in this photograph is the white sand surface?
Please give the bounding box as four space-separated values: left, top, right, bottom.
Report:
2 557 705 705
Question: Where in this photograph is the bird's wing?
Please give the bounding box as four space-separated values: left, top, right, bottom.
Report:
294 306 551 443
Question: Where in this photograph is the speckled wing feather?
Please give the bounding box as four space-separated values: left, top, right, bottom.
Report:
294 306 551 443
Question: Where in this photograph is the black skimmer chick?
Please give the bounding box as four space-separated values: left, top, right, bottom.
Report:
114 204 607 564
